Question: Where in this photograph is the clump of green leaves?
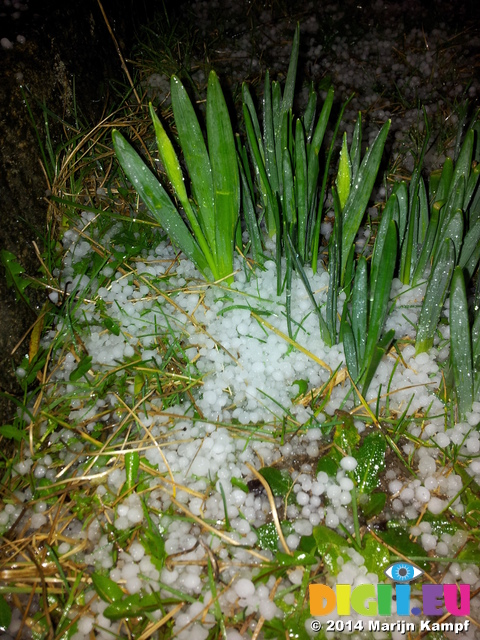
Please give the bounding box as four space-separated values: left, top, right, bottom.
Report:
113 70 239 284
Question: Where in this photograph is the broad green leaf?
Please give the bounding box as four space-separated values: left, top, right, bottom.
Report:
91 573 125 604
112 129 211 278
341 120 390 282
170 76 215 251
353 433 386 493
415 238 455 354
312 525 349 574
276 550 316 567
207 70 240 283
316 456 338 477
259 467 292 497
361 492 387 519
377 528 429 570
103 592 163 621
257 522 280 552
362 533 390 579
69 355 92 382
456 540 480 564
450 267 473 417
333 410 360 455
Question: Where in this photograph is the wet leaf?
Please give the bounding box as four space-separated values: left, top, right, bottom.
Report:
354 432 386 493
91 573 124 604
259 467 292 497
361 492 387 518
362 533 390 579
103 592 163 621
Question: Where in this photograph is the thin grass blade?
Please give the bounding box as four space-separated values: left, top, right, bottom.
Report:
449 267 473 418
364 220 397 370
281 23 300 114
295 119 307 260
352 255 367 366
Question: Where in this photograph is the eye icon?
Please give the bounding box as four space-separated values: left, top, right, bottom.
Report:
384 562 424 583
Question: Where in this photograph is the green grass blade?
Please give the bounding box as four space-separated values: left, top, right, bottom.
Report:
364 220 397 372
171 75 215 250
433 156 453 204
399 199 417 284
263 71 280 213
306 86 334 213
370 194 395 316
350 113 362 180
242 83 262 147
281 23 300 114
417 176 429 245
207 70 240 283
459 216 480 277
451 129 474 195
442 209 464 262
326 188 341 343
411 202 440 285
415 238 455 354
295 119 307 261
303 82 317 142
342 322 358 383
341 120 390 282
450 267 473 418
282 147 295 228
352 256 367 366
237 145 264 264
392 181 408 243
112 129 211 277
464 160 480 215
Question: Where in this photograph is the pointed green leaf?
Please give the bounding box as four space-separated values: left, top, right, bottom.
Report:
207 71 240 283
415 238 455 354
112 129 211 278
170 75 215 251
341 121 390 281
450 267 473 417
